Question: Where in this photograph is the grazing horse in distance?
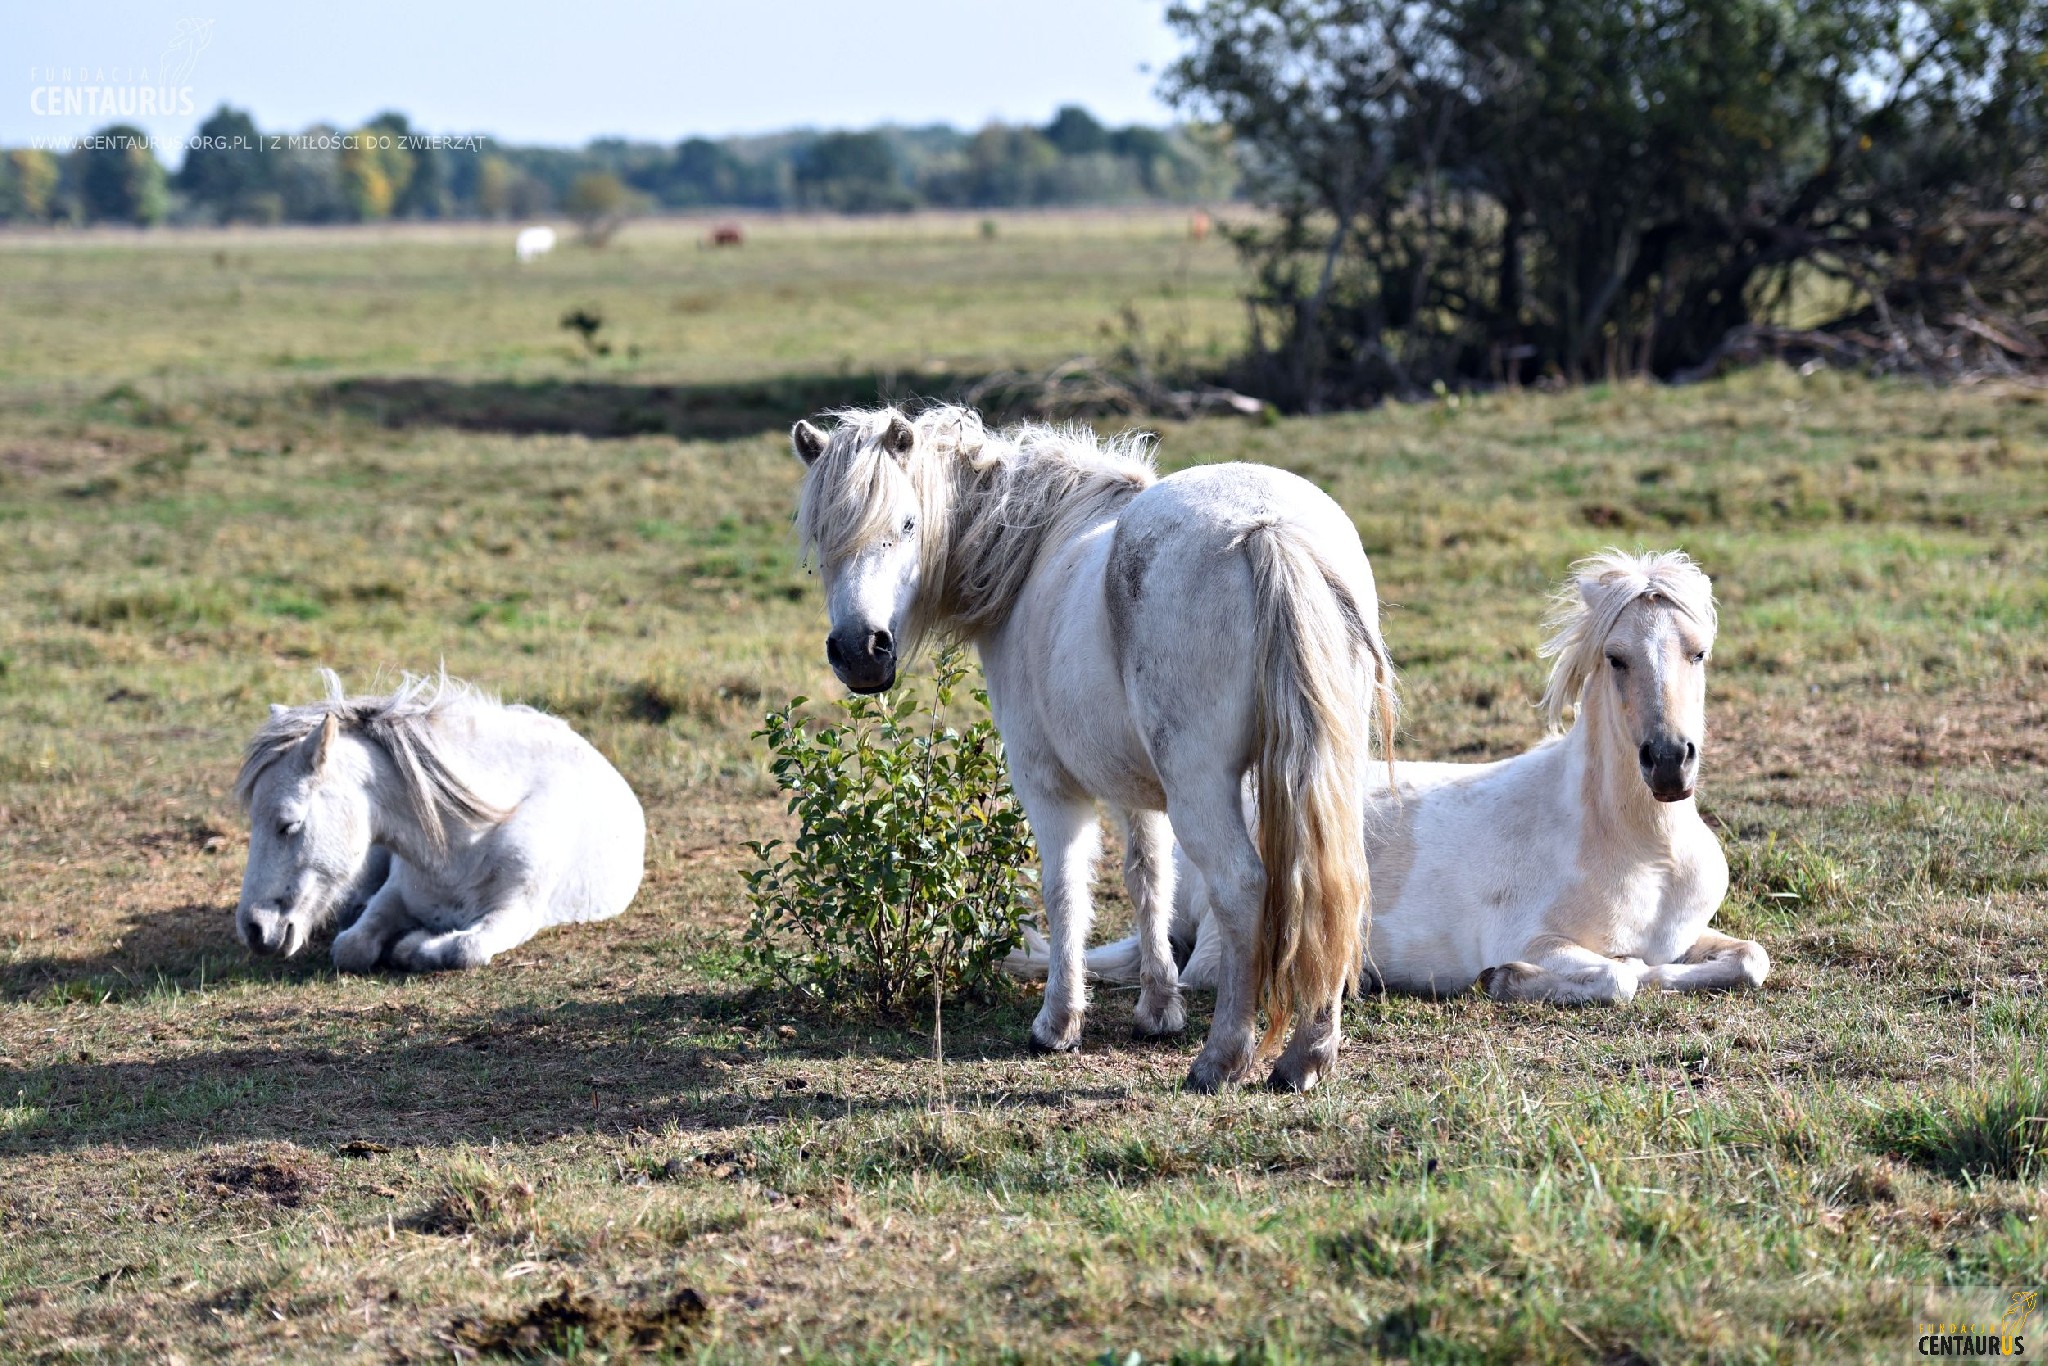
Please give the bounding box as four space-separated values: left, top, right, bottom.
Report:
514 225 557 263
791 405 1396 1092
234 671 645 972
1017 550 1765 1004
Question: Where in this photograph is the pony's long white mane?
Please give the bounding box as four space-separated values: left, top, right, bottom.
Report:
796 404 1157 653
234 669 510 850
1538 549 1716 733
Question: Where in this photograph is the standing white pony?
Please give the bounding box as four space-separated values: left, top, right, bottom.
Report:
1025 551 1767 1003
234 671 645 972
791 406 1396 1091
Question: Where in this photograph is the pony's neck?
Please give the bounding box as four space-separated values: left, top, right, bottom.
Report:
350 735 446 867
1569 684 1688 847
930 428 1148 639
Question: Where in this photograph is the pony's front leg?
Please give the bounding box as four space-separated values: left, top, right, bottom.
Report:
1021 794 1103 1054
331 881 415 974
390 900 542 973
1641 930 1770 993
1479 935 1647 1005
1117 808 1184 1038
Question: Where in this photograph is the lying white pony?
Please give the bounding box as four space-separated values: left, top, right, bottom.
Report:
1016 550 1767 1004
234 671 644 972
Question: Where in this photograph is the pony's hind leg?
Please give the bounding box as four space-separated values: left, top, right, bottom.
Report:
1169 781 1266 1093
1269 992 1343 1093
1118 808 1184 1038
1020 793 1103 1054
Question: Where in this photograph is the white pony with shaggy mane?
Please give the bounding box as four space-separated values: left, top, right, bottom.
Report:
234 671 645 972
1020 550 1767 1004
792 404 1396 1092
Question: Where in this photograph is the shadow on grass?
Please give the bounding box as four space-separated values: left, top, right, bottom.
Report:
318 372 982 443
0 986 1099 1155
0 901 291 1005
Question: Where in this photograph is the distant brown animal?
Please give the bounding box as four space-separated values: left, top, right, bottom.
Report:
709 224 744 248
1189 211 1212 242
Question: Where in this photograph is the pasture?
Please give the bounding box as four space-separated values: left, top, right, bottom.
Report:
0 211 2043 1361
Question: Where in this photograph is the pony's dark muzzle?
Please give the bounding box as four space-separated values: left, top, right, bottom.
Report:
1639 737 1698 802
241 907 289 956
827 628 897 694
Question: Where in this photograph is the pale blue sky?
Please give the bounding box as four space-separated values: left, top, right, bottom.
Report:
9 1 1186 157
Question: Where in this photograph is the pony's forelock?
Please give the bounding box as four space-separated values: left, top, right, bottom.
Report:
1537 549 1716 733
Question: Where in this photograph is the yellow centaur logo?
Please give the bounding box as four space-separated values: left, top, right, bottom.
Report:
1918 1290 2038 1358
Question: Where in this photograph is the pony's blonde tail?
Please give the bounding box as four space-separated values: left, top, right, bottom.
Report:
1242 522 1392 1055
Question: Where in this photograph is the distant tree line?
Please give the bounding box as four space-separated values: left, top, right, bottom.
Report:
0 104 1235 227
1168 0 2048 408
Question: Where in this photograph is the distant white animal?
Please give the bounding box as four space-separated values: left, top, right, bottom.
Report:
792 406 1396 1093
1012 551 1765 1005
514 225 557 263
233 671 645 972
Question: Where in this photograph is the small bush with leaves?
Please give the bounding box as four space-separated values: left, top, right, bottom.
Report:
743 648 1037 1019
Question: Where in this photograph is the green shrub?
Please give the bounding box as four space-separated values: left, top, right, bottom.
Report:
743 647 1037 1018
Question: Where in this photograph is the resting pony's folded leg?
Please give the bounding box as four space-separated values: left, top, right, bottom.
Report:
390 897 545 973
1640 930 1769 992
331 879 417 973
1478 935 1649 1004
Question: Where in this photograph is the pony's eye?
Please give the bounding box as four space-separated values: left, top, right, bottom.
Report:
901 516 917 536
1608 655 1628 671
279 820 302 839
1691 650 1708 664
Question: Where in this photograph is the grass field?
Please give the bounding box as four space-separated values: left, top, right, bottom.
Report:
0 210 2044 1362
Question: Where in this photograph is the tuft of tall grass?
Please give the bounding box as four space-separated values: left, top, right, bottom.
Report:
1869 1062 2048 1181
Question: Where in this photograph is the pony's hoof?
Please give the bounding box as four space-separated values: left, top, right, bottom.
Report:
1183 1050 1254 1093
1478 963 1536 1001
331 929 384 974
1132 990 1186 1039
1266 1054 1335 1093
1028 1009 1083 1054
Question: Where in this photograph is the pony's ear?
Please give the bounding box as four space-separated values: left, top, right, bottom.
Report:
1577 575 1605 610
310 712 340 772
269 703 288 720
791 420 827 467
884 414 916 460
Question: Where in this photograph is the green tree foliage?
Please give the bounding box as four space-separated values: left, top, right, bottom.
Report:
175 105 268 223
69 126 167 225
0 104 1235 225
1 149 59 221
743 649 1037 1020
339 113 416 221
1167 0 2048 407
794 130 915 212
1044 104 1111 156
565 170 634 244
